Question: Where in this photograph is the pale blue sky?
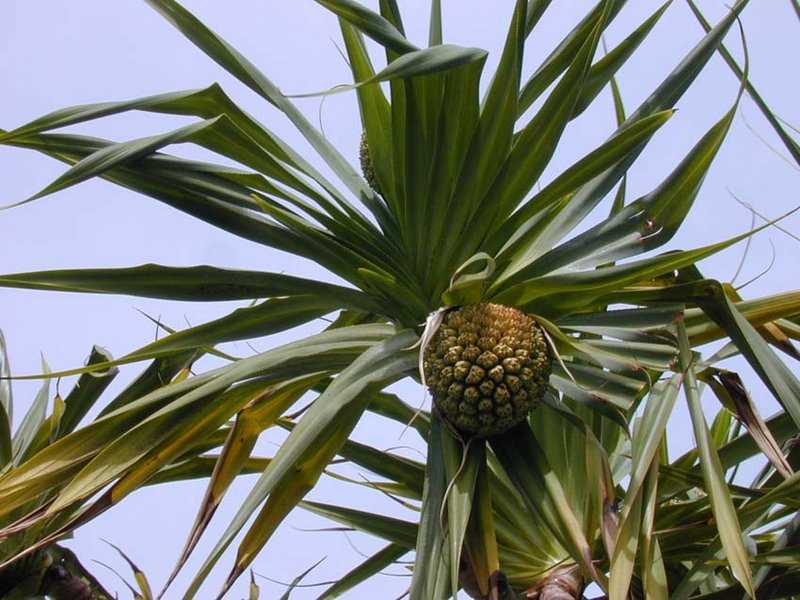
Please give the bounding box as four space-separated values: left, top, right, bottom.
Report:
2 1 799 598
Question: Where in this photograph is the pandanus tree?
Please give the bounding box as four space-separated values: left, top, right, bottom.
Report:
1 0 800 598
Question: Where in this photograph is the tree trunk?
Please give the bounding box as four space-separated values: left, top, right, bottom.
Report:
523 564 584 600
460 563 584 600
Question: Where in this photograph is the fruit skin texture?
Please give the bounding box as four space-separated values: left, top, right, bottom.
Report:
423 303 551 437
359 132 381 195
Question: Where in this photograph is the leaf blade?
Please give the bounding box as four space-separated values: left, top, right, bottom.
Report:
677 319 755 598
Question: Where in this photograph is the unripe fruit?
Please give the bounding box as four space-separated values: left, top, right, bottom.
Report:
423 303 551 436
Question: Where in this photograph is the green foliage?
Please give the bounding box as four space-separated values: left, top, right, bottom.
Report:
1 1 799 598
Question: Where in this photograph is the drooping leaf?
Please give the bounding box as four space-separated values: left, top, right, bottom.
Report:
314 0 417 54
0 324 390 521
5 118 227 210
701 367 793 479
687 281 800 430
144 0 393 232
186 330 416 599
290 45 487 100
160 376 320 597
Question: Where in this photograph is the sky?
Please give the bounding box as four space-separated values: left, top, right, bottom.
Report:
2 1 799 598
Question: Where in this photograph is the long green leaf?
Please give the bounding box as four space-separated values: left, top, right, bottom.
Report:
488 109 673 259
0 325 390 520
368 390 430 440
301 501 417 548
123 295 337 362
314 0 417 54
0 84 297 173
336 437 425 498
316 543 407 600
517 0 627 116
686 0 800 167
0 82 395 241
470 0 611 246
422 60 483 291
433 0 527 279
47 384 285 518
677 320 755 598
688 281 800 429
572 2 671 117
409 415 450 600
291 44 487 99
340 23 396 209
442 432 482 596
99 350 201 418
4 133 324 261
11 358 51 466
532 0 750 253
0 264 377 310
462 458 501 598
0 331 12 467
638 458 667 600
626 374 681 508
609 474 643 600
525 0 553 36
5 118 225 209
429 0 442 46
186 330 416 599
492 228 755 314
144 0 393 233
56 346 118 438
146 455 270 486
161 376 320 597
500 70 743 283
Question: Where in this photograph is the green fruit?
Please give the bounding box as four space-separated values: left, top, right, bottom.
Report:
423 303 550 437
359 131 381 195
